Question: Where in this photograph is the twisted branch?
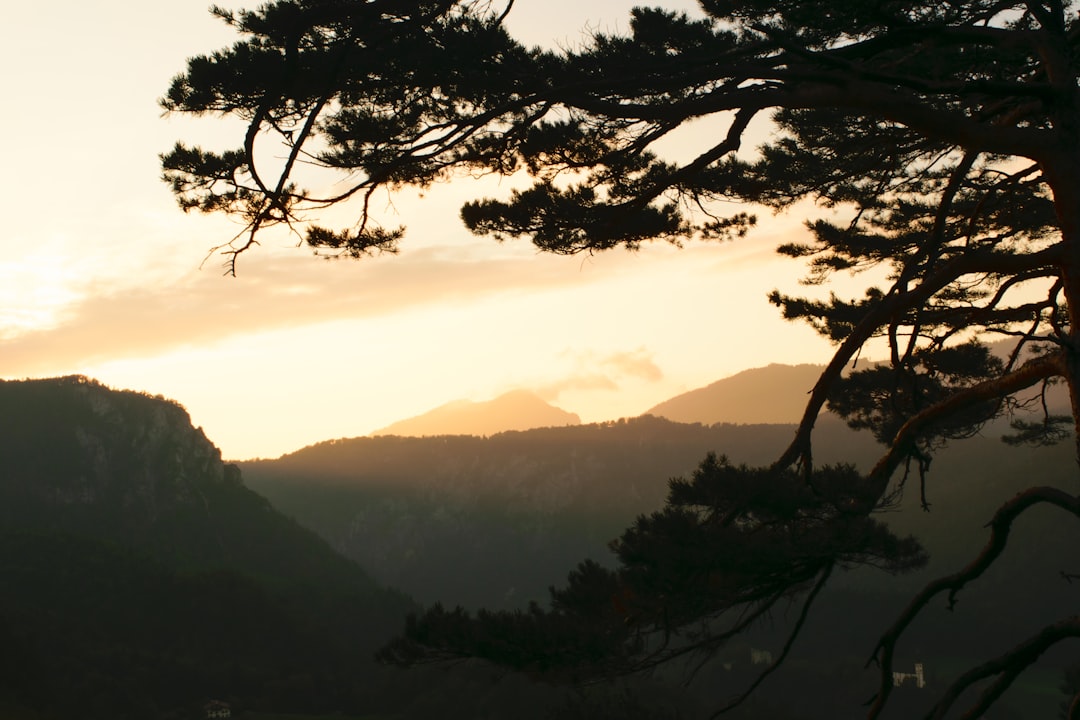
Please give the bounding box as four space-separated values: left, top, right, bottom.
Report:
866 485 1080 718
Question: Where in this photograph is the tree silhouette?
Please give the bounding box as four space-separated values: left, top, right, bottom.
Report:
163 1 1080 716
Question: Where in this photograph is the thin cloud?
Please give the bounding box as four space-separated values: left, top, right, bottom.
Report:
534 374 619 401
532 348 664 403
601 348 663 382
2 245 647 376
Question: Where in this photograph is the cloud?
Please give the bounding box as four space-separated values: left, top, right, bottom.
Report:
601 348 663 382
2 244 647 376
533 373 619 401
531 348 664 403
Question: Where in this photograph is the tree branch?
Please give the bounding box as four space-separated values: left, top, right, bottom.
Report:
709 563 834 718
774 245 1065 473
866 485 1080 718
866 350 1068 488
929 615 1080 719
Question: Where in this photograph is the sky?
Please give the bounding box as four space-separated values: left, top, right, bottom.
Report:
1 0 847 460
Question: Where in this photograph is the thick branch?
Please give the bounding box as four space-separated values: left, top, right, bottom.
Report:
866 485 1080 718
753 23 1053 105
774 245 1065 472
561 77 1050 159
928 615 1080 719
866 350 1067 488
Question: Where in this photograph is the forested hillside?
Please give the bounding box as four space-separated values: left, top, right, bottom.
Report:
243 415 857 608
243 397 1079 718
0 377 414 719
245 410 1076 609
5 374 1075 718
0 376 662 720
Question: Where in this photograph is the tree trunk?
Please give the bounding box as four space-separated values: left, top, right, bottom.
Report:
1047 156 1080 469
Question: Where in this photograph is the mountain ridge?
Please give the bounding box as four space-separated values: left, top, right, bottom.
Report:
364 363 825 441
646 362 825 425
0 375 414 718
8 373 1073 719
364 348 1068 441
372 388 581 437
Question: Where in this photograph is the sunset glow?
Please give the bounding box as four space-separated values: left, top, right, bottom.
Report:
2 0 841 459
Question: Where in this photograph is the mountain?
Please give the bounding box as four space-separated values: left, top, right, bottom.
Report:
0 375 395 590
0 376 413 719
646 362 826 424
245 416 817 609
372 389 580 437
646 348 1071 427
13 372 1072 718
253 411 1017 611
370 364 821 438
243 409 1079 719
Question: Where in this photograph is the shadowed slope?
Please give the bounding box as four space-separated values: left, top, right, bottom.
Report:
0 376 413 719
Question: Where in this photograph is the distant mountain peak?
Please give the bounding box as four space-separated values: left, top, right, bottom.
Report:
372 389 581 437
646 363 825 425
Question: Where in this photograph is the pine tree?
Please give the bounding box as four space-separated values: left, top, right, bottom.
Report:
163 2 1080 715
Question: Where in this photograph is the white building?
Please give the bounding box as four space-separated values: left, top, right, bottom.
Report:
892 662 926 688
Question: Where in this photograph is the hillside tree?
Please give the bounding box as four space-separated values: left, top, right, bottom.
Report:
162 0 1080 716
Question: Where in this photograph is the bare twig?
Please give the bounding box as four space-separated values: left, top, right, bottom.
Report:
710 563 834 718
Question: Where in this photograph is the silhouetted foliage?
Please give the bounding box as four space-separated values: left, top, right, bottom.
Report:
379 454 926 683
165 1 1080 716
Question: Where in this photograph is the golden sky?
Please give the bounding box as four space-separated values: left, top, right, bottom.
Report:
1 0 844 459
